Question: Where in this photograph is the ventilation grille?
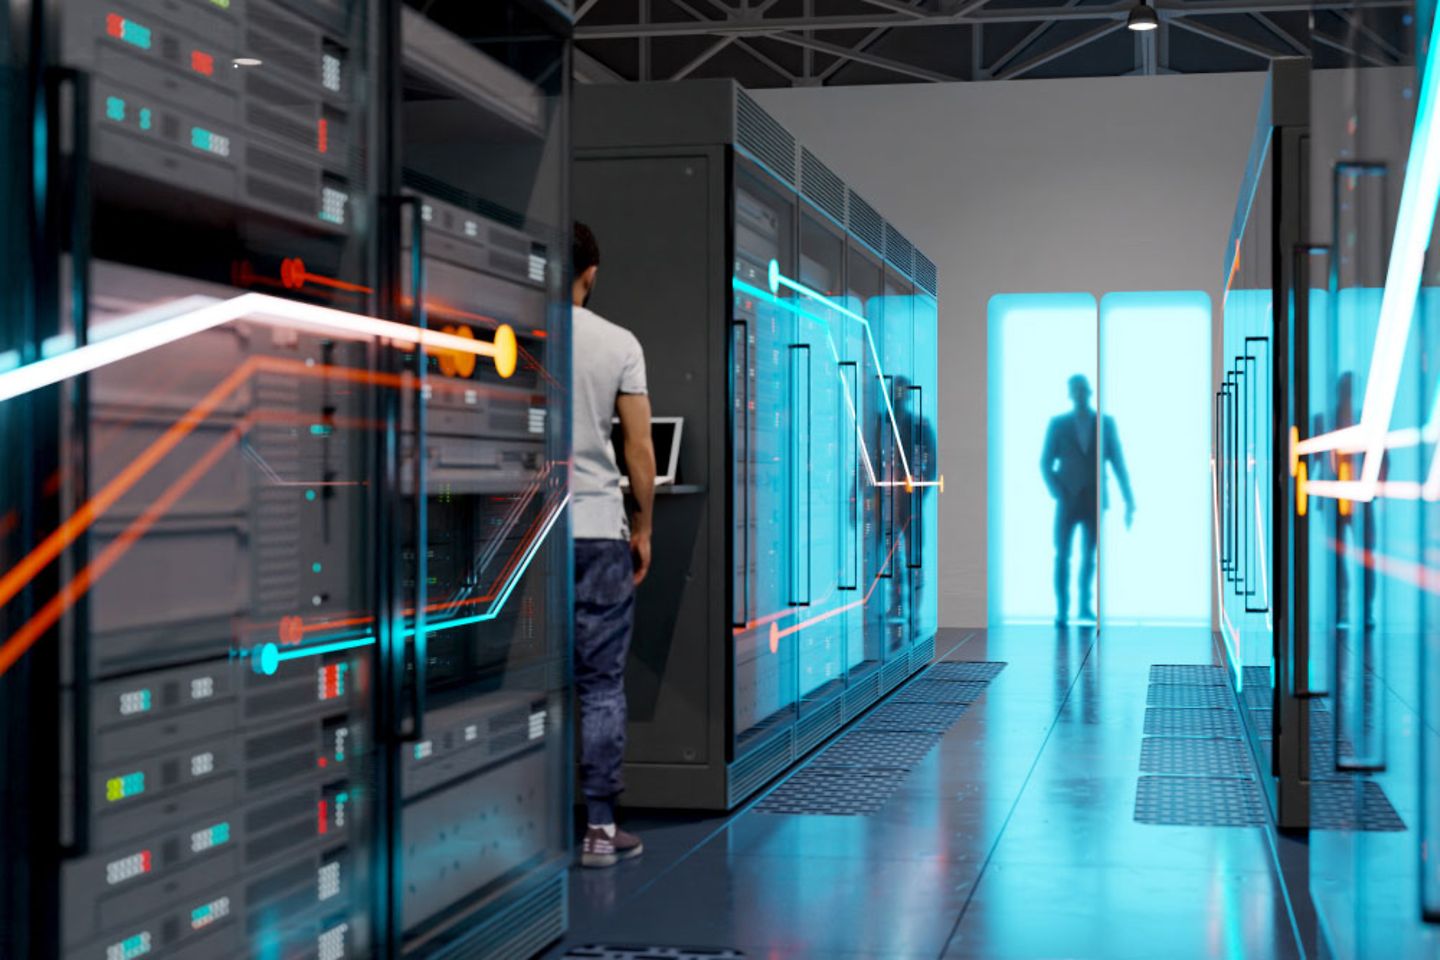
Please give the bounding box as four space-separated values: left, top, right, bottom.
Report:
847 190 883 251
910 634 936 671
432 870 567 960
728 728 793 807
800 148 845 223
795 699 843 757
736 89 796 183
885 224 913 273
881 657 909 692
844 671 881 720
913 252 937 294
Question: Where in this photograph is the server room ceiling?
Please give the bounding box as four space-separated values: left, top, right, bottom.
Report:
574 0 1414 85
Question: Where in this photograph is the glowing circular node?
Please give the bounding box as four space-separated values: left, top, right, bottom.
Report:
1296 462 1309 517
767 259 780 295
493 324 518 379
769 621 780 655
258 642 280 676
453 325 477 379
1289 425 1299 477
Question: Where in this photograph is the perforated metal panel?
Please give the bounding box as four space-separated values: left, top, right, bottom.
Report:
800 148 845 224
1134 776 1267 827
565 948 745 960
893 680 988 704
756 766 899 815
927 661 1008 683
735 88 795 183
1140 738 1253 778
860 700 970 733
1150 664 1229 686
811 731 940 770
1147 684 1236 708
1144 707 1242 738
1310 780 1406 832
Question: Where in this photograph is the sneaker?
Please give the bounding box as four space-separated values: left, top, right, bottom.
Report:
580 825 644 868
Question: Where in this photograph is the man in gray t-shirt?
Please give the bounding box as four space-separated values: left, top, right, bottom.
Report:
570 223 655 868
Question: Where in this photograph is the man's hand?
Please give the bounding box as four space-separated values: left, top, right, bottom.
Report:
630 530 652 586
1125 502 1136 529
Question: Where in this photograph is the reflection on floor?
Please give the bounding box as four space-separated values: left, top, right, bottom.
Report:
545 626 1302 959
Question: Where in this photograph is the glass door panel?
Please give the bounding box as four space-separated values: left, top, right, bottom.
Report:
731 161 798 750
986 293 1099 625
846 245 885 680
1097 292 1212 625
396 4 570 954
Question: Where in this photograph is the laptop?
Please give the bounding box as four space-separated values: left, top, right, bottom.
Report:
611 416 682 487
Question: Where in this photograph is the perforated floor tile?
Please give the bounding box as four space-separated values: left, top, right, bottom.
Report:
1149 664 1229 686
1143 707 1242 738
859 700 971 732
564 948 745 959
1139 737 1254 778
1134 775 1267 826
926 661 1008 683
892 679 989 704
811 731 942 770
1147 684 1236 708
1247 708 1273 739
755 766 901 815
1310 780 1407 831
1242 683 1272 711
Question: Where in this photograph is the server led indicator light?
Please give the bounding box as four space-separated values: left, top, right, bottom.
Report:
191 50 215 76
139 108 151 131
190 896 229 929
317 118 328 154
189 126 230 157
118 687 151 715
322 54 342 93
317 799 328 835
191 821 230 853
319 187 348 225
105 96 125 122
105 772 145 802
105 849 152 885
105 932 152 960
105 14 151 49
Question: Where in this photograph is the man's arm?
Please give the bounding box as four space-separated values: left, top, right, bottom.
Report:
1039 419 1060 498
616 392 656 584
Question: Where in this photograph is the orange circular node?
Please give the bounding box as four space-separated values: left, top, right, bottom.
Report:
281 257 306 290
436 325 458 378
1296 461 1309 517
493 323 518 379
769 621 780 655
279 615 304 645
452 324 477 379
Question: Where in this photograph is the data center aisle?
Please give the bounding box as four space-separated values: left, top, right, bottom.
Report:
545 626 1301 960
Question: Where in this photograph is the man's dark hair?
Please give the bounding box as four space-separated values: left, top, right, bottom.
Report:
574 222 600 276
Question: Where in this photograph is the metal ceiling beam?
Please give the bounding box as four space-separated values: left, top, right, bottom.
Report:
816 0 930 83
1168 17 1285 60
671 35 737 79
737 37 801 84
1309 27 1389 65
574 47 626 84
1338 10 1403 62
996 20 1125 79
1251 13 1308 54
768 30 959 81
988 0 1085 76
573 0 1409 37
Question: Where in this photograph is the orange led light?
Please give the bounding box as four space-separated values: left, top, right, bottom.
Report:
1297 461 1309 517
1338 461 1352 516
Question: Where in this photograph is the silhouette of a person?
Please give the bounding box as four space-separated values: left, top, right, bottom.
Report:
1040 374 1134 625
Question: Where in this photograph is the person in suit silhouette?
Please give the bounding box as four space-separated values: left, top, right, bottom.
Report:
1041 374 1134 625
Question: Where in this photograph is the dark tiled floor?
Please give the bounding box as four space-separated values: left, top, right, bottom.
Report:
545 626 1303 959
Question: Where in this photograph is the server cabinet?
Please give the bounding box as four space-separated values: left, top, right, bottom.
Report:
1217 59 1310 829
575 81 941 810
0 2 574 959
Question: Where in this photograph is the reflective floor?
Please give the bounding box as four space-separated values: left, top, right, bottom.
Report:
544 625 1324 959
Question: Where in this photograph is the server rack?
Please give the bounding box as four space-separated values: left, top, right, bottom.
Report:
0 2 574 959
1216 58 1310 830
574 81 941 810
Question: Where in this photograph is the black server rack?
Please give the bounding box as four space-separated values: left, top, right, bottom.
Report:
575 81 941 810
0 2 574 959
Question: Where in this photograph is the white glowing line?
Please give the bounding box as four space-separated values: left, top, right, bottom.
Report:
771 268 915 481
0 292 501 404
1294 14 1440 502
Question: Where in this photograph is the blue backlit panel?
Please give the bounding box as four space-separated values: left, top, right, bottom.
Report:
988 293 1097 623
1099 291 1212 624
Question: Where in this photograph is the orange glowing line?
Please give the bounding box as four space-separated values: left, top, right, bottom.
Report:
0 357 258 620
0 419 244 676
766 518 911 647
302 271 371 294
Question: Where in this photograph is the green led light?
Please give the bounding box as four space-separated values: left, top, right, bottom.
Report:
189 127 210 150
305 489 317 502
209 0 230 7
139 108 151 131
312 562 323 573
309 423 332 436
105 96 125 122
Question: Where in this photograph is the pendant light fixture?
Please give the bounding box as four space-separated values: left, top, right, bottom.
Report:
1127 1 1159 31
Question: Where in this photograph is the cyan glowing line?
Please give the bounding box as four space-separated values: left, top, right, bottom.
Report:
407 493 569 638
1295 12 1440 503
767 262 915 480
1210 456 1243 684
0 292 505 405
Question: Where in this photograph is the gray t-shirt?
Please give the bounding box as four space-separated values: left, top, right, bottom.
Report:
571 304 647 540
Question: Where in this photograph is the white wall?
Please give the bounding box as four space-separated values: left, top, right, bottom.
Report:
754 72 1267 628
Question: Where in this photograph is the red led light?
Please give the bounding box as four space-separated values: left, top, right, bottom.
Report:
317 756 328 768
106 13 123 38
191 50 215 76
317 118 328 154
317 800 328 835
141 850 152 872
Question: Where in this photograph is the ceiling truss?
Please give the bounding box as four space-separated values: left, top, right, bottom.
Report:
573 0 1414 85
